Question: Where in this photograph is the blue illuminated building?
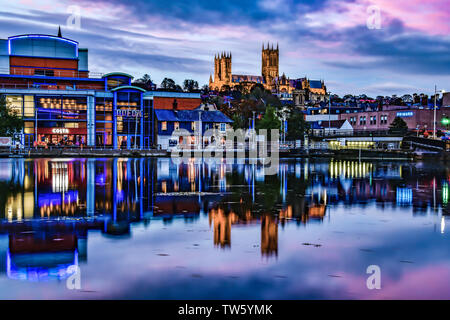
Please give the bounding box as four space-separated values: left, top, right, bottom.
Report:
0 31 228 150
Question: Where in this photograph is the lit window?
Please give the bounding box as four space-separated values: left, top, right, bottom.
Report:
162 121 167 131
6 95 23 116
174 122 179 130
191 122 196 131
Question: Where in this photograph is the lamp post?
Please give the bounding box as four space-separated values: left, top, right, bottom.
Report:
34 106 37 148
328 91 331 136
433 86 446 139
252 111 256 149
134 111 138 149
198 110 202 150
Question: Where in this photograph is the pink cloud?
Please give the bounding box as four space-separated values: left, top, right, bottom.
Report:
340 264 450 299
367 0 450 35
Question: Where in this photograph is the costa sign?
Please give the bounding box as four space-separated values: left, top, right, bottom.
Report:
116 109 142 117
52 128 70 134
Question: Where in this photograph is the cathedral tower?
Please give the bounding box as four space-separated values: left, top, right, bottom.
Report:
261 43 279 88
211 52 232 90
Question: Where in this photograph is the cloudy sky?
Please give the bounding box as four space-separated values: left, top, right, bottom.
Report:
0 0 448 96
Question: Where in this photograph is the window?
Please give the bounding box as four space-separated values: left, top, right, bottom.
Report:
174 122 179 130
191 122 196 131
24 95 34 117
65 123 79 128
220 123 226 132
359 116 366 125
6 95 22 116
370 116 377 125
24 121 34 134
161 121 167 131
380 115 388 124
34 69 54 76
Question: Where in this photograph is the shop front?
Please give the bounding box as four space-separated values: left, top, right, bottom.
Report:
112 86 145 150
36 127 87 147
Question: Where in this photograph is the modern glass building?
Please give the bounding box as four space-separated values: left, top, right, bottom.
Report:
0 32 222 150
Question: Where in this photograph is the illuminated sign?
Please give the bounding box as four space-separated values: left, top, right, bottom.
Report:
116 109 142 117
396 111 413 117
52 128 69 134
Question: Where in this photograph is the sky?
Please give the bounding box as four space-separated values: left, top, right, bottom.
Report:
0 0 448 96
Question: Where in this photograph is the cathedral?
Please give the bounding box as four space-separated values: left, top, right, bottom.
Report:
209 43 328 104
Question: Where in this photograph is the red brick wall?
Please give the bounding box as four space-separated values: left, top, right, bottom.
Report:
154 97 201 110
339 108 450 131
9 56 86 78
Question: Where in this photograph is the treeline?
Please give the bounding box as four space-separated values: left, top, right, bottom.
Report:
132 74 209 93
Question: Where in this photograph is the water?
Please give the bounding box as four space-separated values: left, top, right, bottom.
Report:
0 157 448 299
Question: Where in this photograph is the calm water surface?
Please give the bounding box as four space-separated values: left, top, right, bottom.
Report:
0 157 448 299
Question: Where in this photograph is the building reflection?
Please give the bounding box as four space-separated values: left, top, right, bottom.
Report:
0 157 448 281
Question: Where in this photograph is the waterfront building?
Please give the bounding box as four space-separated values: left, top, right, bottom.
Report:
0 31 230 150
311 119 353 137
338 105 450 133
154 103 233 150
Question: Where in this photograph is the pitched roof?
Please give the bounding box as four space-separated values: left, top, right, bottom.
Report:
154 109 233 123
309 80 323 89
313 120 348 129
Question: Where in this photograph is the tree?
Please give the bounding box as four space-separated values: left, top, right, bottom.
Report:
201 84 210 95
286 110 309 140
0 96 23 138
183 79 199 92
256 105 281 131
160 78 177 91
231 114 245 130
389 117 408 134
256 105 281 141
133 74 154 90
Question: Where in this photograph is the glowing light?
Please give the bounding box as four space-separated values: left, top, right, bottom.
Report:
441 217 445 234
8 34 78 57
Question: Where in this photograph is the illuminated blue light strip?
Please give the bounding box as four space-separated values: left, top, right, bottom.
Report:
8 35 79 58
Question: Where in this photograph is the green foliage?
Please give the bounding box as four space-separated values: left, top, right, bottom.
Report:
160 78 182 91
286 110 310 140
389 117 408 134
0 96 23 138
231 114 246 130
256 105 280 131
133 74 153 90
183 79 199 92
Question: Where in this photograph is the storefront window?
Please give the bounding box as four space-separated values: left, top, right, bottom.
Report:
116 91 142 135
6 95 22 116
24 95 34 117
24 121 34 134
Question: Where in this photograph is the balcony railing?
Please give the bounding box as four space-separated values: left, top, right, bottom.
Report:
0 68 104 78
0 83 104 91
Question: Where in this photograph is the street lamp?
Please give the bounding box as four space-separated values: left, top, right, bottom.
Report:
433 86 446 139
328 91 331 136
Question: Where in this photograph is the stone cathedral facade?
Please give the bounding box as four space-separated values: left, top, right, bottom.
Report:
209 43 327 105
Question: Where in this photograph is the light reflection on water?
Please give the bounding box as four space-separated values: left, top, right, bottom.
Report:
0 157 448 299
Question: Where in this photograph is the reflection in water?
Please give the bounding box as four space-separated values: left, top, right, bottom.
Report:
0 157 448 299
